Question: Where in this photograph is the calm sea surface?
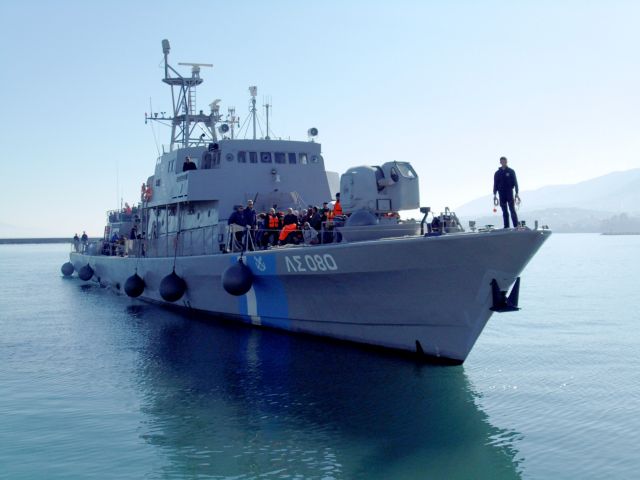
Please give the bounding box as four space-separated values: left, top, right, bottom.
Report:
1 234 638 479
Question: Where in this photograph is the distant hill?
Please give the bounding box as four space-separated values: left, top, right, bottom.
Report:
455 168 640 217
462 208 614 233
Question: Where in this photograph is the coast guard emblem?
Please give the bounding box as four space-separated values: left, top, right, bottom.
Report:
253 256 266 272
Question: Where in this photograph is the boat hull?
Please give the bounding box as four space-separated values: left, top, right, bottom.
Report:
70 229 550 363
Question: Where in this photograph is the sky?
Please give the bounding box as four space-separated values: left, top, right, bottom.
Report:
0 0 638 237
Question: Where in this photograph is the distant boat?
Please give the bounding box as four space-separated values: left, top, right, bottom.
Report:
61 40 551 364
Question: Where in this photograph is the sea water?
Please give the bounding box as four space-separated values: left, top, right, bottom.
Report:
0 234 638 479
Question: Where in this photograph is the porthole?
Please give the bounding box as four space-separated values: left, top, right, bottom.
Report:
226 153 234 162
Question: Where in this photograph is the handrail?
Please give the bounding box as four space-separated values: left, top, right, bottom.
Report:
89 219 420 259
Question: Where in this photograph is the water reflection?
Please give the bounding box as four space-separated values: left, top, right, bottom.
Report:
126 304 522 479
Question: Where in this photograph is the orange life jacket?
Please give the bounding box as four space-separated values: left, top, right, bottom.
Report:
334 200 343 216
267 214 279 229
279 223 297 241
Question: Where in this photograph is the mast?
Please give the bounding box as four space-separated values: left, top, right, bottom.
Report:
146 39 232 151
227 107 237 140
249 86 257 140
264 96 271 140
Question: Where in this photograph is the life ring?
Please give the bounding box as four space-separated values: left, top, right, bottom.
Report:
144 186 153 201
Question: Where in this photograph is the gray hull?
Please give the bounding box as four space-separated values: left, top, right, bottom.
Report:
70 229 550 363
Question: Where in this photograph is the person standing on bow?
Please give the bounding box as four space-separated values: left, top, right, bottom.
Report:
493 156 520 228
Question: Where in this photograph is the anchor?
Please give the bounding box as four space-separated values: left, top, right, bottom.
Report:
490 277 520 312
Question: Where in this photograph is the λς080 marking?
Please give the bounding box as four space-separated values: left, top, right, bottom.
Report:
284 254 338 273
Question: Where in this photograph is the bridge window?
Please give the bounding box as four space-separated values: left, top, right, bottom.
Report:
249 152 258 163
261 152 272 163
238 151 247 163
299 153 308 165
311 155 319 163
275 152 286 164
288 152 297 164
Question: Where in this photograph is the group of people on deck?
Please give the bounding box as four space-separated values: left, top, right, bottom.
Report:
73 232 89 252
227 194 344 250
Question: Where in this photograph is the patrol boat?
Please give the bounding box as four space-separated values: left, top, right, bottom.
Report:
61 40 551 364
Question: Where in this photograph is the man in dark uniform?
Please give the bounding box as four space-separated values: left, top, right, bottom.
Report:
227 205 246 250
493 156 520 228
243 200 257 250
182 156 197 171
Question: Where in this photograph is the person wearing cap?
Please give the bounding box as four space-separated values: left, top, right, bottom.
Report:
182 156 197 172
228 205 246 227
493 156 520 228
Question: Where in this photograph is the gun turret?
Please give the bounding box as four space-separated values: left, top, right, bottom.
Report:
339 161 419 214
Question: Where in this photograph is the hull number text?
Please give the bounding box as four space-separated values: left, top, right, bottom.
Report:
284 254 338 273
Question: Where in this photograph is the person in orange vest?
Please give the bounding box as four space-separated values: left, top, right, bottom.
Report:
333 192 343 216
264 208 280 247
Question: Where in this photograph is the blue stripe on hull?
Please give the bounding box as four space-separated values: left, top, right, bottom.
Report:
232 254 289 328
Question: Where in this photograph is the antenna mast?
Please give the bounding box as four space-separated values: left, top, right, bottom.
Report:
146 39 217 151
249 86 257 140
264 96 271 140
